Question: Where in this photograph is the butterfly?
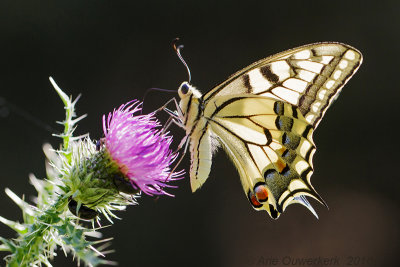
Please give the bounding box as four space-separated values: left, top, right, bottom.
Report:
167 42 362 219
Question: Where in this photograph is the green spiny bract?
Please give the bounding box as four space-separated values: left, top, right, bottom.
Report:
61 139 135 219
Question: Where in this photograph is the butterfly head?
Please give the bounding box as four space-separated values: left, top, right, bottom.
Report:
178 82 191 97
178 81 202 100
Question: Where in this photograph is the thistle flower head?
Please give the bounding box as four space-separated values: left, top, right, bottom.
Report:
103 101 182 196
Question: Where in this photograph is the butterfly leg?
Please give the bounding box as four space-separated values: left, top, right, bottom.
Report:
162 107 182 123
162 116 175 133
160 113 185 136
152 97 186 132
176 135 188 152
152 97 176 114
154 97 184 118
150 97 189 178
159 99 186 133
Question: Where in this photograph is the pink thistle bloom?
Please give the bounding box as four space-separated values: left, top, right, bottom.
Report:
103 100 183 196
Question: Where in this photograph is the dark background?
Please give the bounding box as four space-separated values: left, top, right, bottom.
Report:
0 1 399 266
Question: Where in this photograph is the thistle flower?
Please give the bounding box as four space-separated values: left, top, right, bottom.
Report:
103 101 183 196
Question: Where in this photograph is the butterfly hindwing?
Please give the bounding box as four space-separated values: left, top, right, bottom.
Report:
204 96 321 218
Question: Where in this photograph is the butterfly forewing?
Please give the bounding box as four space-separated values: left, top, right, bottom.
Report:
203 43 362 128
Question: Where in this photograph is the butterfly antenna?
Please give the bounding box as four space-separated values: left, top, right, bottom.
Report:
172 38 191 83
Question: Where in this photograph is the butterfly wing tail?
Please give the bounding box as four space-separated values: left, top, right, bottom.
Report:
293 195 319 219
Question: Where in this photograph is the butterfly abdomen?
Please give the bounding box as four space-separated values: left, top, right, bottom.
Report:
189 119 214 192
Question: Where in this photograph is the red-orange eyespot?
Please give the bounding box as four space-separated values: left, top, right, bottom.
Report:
255 185 269 202
248 191 262 208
